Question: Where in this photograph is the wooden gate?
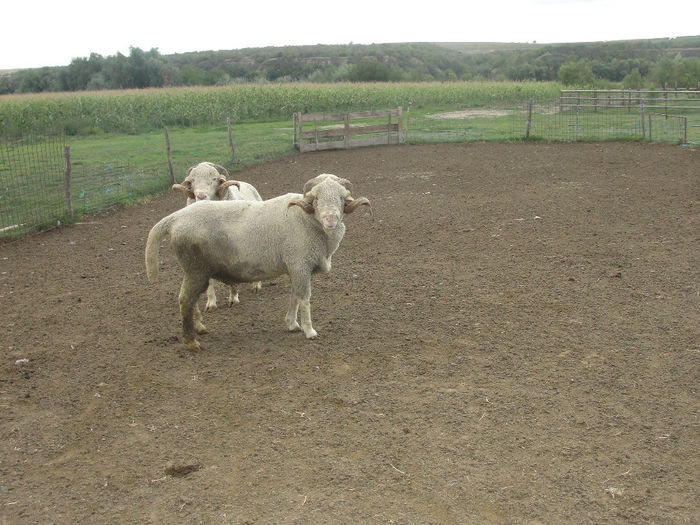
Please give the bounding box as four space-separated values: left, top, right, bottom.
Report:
294 108 403 152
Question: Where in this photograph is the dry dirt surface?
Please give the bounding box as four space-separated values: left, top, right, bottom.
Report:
1 142 698 524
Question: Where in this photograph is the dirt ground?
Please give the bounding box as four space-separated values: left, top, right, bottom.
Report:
1 142 698 524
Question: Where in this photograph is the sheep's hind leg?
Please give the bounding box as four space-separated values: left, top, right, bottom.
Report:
179 275 209 351
194 304 207 334
228 284 241 306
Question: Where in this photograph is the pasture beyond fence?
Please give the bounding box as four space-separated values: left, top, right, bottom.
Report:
2 93 698 240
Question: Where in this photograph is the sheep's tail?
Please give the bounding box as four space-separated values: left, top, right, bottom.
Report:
145 214 174 282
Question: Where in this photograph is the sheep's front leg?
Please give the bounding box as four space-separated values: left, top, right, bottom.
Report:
299 298 317 339
285 272 317 338
285 295 300 332
204 280 218 312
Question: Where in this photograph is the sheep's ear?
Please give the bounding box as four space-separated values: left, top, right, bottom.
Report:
344 197 372 215
216 179 240 198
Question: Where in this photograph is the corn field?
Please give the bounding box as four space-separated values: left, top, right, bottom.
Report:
0 82 562 137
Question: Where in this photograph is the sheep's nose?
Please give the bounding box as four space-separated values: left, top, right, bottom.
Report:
195 192 208 201
322 213 339 229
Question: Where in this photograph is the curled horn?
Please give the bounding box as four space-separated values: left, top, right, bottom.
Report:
344 196 372 215
287 193 315 214
216 179 240 198
336 177 353 192
172 183 195 199
206 162 230 178
303 179 320 194
303 174 352 194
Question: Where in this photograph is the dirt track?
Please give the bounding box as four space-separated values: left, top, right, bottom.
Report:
1 142 698 524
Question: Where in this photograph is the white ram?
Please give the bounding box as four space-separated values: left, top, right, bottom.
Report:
146 174 371 351
172 161 263 309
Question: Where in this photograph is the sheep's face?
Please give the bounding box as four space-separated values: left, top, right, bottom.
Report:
309 179 350 231
173 162 237 203
190 172 228 202
290 175 371 232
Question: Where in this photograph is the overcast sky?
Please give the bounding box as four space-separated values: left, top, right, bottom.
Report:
2 0 699 70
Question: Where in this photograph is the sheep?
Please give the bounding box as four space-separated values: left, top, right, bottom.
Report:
145 173 371 351
172 161 263 310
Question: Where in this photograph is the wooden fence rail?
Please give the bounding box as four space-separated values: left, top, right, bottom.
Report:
294 108 403 152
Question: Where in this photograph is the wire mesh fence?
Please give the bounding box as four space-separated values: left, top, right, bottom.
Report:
0 132 67 238
1 133 171 240
406 103 698 145
71 162 170 216
1 99 697 241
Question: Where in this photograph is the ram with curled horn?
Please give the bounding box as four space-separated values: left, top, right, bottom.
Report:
170 161 264 312
288 173 371 224
146 173 371 351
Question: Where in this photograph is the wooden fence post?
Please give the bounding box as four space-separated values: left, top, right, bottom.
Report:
344 113 350 149
164 127 175 185
296 112 303 151
526 101 533 139
227 117 236 165
387 113 392 144
406 105 411 143
293 112 298 148
64 146 73 219
397 106 403 144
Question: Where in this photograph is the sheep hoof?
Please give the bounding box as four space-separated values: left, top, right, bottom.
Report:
204 301 218 313
228 293 240 306
251 282 262 294
286 319 300 332
184 340 201 352
195 323 208 335
304 328 318 339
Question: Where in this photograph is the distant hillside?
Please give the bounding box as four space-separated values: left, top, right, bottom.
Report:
437 36 700 58
1 37 699 94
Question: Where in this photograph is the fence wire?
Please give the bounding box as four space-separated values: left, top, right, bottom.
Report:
1 134 171 240
406 103 697 146
0 132 66 238
1 100 696 241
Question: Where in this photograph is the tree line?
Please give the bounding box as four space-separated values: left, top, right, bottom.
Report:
1 38 699 95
